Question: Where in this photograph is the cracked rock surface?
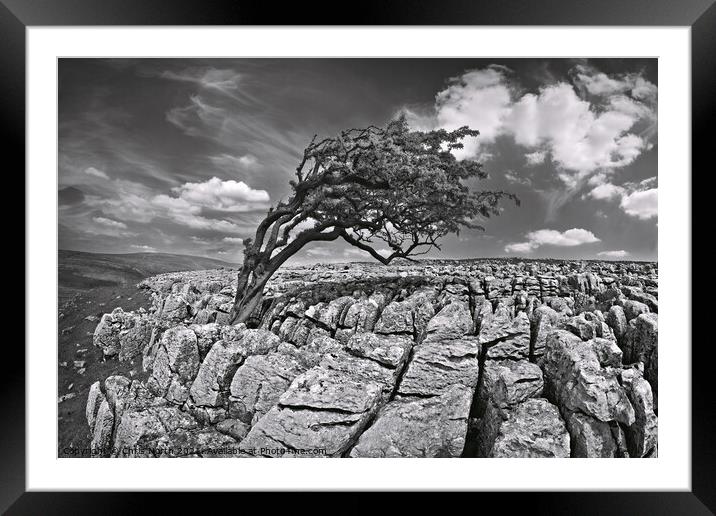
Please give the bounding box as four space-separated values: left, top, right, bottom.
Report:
82 258 657 458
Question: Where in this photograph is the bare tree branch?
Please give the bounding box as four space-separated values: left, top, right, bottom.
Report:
229 115 519 324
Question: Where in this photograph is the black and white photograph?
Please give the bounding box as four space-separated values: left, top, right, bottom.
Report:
57 57 659 459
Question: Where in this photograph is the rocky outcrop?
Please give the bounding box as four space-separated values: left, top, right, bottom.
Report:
530 305 565 361
228 349 308 426
350 386 473 457
345 333 413 369
622 313 658 406
540 325 657 458
88 374 240 457
566 412 626 458
620 366 658 457
146 326 200 405
86 381 105 435
349 301 479 458
621 299 651 321
84 258 657 459
424 300 473 339
184 328 282 424
374 300 414 335
488 398 571 458
478 359 544 413
239 367 386 457
605 305 628 343
238 324 415 456
473 360 567 457
542 330 634 426
189 340 247 408
479 303 531 360
621 286 658 313
227 336 341 426
397 302 480 398
93 308 153 360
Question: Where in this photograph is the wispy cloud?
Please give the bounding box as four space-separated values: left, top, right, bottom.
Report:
504 170 532 187
131 244 157 252
210 153 259 171
93 216 127 229
84 166 109 180
161 67 263 107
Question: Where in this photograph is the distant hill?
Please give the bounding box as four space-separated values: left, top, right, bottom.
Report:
58 249 237 303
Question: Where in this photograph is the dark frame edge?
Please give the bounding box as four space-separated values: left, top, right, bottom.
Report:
1 0 716 26
691 1 716 513
6 0 714 513
0 1 26 515
2 492 716 515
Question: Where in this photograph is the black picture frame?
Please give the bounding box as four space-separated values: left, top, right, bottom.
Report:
6 0 712 513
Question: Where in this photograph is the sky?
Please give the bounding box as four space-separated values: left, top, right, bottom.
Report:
58 58 657 263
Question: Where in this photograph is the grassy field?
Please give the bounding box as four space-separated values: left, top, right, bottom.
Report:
57 250 237 456
58 249 236 305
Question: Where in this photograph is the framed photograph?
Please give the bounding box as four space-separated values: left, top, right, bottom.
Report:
8 0 712 512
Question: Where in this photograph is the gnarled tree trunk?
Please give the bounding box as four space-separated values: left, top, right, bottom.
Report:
229 248 274 326
229 265 267 326
228 225 345 325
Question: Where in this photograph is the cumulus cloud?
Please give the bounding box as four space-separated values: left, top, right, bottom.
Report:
406 64 656 188
572 64 657 102
573 70 626 96
84 166 109 180
527 228 600 246
620 188 657 220
222 236 244 244
503 241 536 253
506 83 646 181
93 216 127 229
587 175 657 220
589 182 625 200
86 175 266 235
597 250 630 259
172 176 270 212
505 228 600 253
525 150 546 166
434 66 513 160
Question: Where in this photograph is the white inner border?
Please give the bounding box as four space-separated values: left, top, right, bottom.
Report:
27 27 691 491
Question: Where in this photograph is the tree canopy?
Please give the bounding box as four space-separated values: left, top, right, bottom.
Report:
230 115 519 323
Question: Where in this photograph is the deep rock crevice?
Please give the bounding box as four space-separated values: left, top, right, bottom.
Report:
86 259 658 458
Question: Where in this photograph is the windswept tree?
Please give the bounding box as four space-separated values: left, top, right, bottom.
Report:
229 116 518 324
